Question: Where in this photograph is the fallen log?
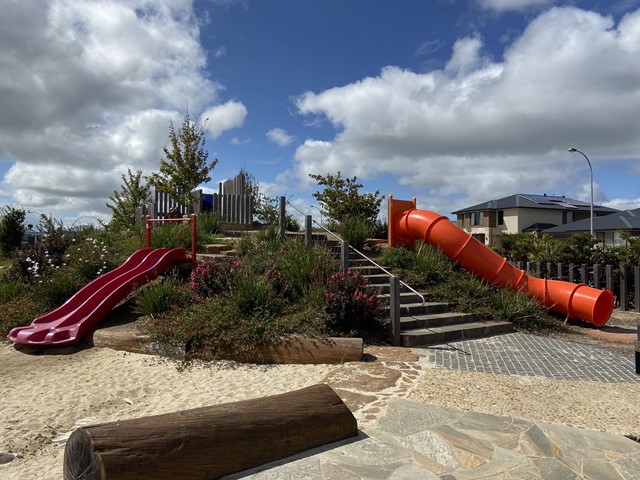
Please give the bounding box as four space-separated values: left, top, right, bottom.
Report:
220 336 364 364
63 384 357 480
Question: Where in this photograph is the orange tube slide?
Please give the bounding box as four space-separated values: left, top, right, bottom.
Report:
388 196 614 327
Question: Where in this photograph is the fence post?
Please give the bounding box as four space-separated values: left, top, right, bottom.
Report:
606 265 614 294
636 324 640 374
390 276 401 346
557 263 564 280
569 264 575 283
526 262 532 275
620 266 629 311
279 196 286 240
145 216 152 248
305 215 312 249
594 264 601 289
546 262 552 279
580 264 588 285
635 266 640 314
341 241 349 273
535 262 541 278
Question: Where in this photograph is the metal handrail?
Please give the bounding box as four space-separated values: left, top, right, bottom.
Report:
287 201 426 305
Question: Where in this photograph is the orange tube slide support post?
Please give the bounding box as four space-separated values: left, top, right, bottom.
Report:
388 195 614 327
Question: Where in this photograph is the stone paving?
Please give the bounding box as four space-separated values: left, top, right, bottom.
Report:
225 333 640 479
418 332 640 383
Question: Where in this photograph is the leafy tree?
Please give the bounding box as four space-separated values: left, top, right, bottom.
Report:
107 168 151 231
0 206 25 257
309 172 383 228
147 114 218 210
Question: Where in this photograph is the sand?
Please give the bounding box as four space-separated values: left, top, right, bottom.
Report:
1 336 639 479
0 344 335 479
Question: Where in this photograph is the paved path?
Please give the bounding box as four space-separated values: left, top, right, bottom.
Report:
226 332 640 479
419 332 640 383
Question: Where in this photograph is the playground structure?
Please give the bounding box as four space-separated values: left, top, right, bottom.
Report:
7 215 197 346
388 196 614 327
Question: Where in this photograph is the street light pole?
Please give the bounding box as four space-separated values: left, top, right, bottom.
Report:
568 147 594 238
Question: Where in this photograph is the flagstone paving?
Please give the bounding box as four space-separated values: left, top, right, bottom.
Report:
227 332 640 479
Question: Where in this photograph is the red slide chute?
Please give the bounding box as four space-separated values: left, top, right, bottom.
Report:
7 248 186 346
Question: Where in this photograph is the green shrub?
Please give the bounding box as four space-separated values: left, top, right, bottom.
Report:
233 270 280 317
0 280 24 304
0 294 47 337
490 289 556 331
380 246 417 270
134 275 186 317
38 269 84 309
336 217 370 250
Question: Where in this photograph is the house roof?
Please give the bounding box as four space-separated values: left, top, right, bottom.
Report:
452 194 619 215
544 208 640 234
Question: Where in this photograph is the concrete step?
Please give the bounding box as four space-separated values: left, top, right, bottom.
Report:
398 312 477 329
362 273 391 285
376 291 428 305
382 302 451 317
201 243 234 254
400 321 514 348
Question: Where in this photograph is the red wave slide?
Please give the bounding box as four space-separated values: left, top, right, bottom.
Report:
7 248 187 346
388 196 614 327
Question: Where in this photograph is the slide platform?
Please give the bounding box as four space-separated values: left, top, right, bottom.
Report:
7 248 187 346
388 196 614 327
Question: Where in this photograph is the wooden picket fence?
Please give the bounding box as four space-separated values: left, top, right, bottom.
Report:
516 261 640 312
135 172 253 226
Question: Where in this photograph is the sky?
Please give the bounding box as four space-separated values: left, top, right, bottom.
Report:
1 0 640 228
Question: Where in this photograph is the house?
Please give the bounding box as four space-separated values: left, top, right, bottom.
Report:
452 194 618 248
544 208 640 246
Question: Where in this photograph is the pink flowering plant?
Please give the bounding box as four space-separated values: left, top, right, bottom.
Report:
324 268 382 334
190 258 240 301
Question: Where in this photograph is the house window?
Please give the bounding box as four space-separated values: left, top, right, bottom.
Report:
498 210 504 226
471 211 484 226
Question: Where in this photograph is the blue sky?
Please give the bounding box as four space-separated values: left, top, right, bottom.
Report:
1 0 640 227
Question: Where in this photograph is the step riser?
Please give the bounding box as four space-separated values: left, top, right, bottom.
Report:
401 323 514 347
399 313 477 329
381 304 451 318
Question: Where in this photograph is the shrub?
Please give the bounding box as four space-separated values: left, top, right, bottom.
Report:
380 246 417 270
337 217 370 250
324 269 382 334
190 258 240 300
134 275 187 317
233 270 280 317
0 280 24 304
0 206 25 257
490 288 555 331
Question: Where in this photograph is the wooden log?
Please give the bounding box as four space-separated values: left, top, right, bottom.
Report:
219 336 363 364
63 384 356 480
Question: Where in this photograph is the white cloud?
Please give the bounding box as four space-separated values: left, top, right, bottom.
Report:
294 7 640 209
266 128 295 147
477 0 553 13
202 100 248 138
0 0 227 222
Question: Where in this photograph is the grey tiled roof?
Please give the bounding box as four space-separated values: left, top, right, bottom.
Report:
452 194 618 214
544 208 640 233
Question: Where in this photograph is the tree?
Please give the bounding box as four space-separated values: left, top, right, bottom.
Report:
0 206 26 257
107 168 151 231
309 172 383 227
147 114 218 210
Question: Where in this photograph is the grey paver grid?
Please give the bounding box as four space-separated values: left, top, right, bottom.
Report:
417 332 640 383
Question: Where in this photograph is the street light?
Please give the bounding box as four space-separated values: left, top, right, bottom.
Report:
568 147 594 238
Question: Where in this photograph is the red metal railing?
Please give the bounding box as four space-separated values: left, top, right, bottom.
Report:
140 214 197 268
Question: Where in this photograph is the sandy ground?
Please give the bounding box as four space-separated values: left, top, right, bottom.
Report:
0 345 336 479
1 311 638 479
